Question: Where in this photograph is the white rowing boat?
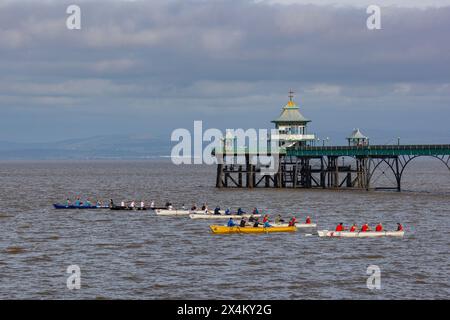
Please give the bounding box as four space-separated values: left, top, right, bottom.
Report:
154 209 210 216
317 230 405 238
189 214 261 220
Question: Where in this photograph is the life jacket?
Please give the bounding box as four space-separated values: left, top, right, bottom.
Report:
349 226 356 232
336 225 344 232
305 218 311 224
375 224 383 232
397 224 403 231
361 225 369 232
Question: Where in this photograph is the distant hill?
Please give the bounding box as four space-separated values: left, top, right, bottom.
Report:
0 134 172 160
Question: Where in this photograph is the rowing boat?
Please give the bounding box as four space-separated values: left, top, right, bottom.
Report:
270 223 317 228
154 209 209 216
110 206 148 211
210 225 297 234
189 214 261 220
53 204 109 209
317 230 405 238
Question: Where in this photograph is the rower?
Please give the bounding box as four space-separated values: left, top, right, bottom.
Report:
263 220 272 228
239 217 247 227
214 207 221 215
305 216 312 224
349 224 358 232
375 223 383 232
150 201 155 209
288 216 297 226
121 201 125 207
227 218 236 227
275 214 284 224
168 204 173 210
201 203 207 211
335 223 345 232
252 207 259 215
263 214 269 223
96 200 102 207
253 218 260 228
181 204 186 210
249 214 256 222
191 204 197 211
397 223 403 231
130 201 135 209
85 199 92 207
237 208 245 215
66 198 71 206
361 223 370 232
75 197 81 207
225 208 231 215
109 199 114 208
140 201 145 209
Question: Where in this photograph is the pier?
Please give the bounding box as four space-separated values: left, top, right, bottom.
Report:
215 93 450 191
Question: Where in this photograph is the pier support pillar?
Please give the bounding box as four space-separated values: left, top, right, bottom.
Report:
216 163 224 188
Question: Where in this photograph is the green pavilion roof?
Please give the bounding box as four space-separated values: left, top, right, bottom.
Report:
271 100 310 124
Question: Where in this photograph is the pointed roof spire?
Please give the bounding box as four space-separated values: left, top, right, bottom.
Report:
288 90 294 102
272 90 310 124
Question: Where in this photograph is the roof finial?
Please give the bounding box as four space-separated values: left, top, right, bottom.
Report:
288 90 294 102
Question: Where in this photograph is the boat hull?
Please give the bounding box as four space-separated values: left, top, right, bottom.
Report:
53 204 109 209
110 206 148 211
210 225 297 234
155 209 209 216
317 230 405 238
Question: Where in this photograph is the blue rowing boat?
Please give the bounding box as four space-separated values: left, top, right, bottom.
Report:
53 204 109 209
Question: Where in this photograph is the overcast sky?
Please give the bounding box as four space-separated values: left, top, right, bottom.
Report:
0 0 449 144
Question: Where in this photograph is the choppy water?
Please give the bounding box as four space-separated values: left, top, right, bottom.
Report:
0 159 449 299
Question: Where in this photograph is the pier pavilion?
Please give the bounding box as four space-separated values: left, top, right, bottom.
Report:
214 93 450 191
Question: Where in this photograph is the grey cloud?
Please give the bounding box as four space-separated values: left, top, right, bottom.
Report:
0 0 449 143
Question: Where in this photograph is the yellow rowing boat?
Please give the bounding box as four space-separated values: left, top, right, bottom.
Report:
210 225 297 234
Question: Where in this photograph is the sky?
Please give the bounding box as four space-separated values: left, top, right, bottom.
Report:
0 0 449 145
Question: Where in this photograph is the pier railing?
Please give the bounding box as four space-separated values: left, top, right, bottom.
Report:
286 144 450 157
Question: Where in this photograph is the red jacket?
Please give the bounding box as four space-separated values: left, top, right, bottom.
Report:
335 224 344 232
375 224 383 232
361 225 369 232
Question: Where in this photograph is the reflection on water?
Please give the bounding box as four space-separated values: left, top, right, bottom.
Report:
0 160 448 299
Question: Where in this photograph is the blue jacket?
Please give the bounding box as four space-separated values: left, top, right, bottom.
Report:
227 219 236 227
